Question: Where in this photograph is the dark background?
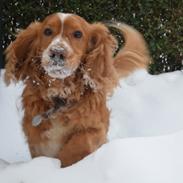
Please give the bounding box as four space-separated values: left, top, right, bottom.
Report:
1 0 183 74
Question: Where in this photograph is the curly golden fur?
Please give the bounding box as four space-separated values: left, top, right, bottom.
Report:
4 13 150 167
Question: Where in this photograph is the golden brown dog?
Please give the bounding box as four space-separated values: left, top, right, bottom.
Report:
4 13 150 167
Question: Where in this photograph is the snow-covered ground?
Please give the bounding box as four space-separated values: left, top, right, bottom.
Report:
0 69 183 183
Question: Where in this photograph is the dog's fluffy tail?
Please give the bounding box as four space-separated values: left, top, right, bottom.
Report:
109 22 151 78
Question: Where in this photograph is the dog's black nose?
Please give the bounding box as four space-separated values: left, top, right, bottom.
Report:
49 47 65 65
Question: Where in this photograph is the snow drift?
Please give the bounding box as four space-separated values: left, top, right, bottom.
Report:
1 130 183 183
0 69 183 183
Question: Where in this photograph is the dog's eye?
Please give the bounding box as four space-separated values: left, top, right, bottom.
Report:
73 31 82 38
44 28 53 36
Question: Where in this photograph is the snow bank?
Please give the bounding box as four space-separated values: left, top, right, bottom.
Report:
0 71 30 163
0 69 183 182
0 130 183 183
108 69 183 139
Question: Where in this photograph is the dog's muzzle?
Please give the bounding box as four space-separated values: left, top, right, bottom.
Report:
49 47 65 66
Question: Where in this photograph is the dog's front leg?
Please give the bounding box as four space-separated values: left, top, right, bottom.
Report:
58 128 106 167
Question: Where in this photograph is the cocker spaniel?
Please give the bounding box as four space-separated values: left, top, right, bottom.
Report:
4 13 150 167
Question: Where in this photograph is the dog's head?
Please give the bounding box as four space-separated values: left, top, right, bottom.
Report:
5 13 117 91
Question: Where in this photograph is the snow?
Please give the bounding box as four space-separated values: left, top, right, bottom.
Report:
0 69 183 182
0 71 30 163
108 69 183 139
0 131 183 183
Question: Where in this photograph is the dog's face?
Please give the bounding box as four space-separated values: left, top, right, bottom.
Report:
5 12 117 86
40 13 90 79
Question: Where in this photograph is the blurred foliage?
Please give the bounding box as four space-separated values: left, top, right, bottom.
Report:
2 0 183 74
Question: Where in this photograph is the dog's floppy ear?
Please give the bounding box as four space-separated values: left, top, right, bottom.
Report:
85 23 117 91
88 23 116 56
4 22 40 84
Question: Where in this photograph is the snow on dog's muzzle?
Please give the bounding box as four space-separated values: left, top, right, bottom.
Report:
41 37 78 80
49 47 65 66
42 45 75 79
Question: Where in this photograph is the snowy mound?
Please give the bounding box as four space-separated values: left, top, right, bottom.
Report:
108 69 183 139
0 69 183 182
1 130 183 183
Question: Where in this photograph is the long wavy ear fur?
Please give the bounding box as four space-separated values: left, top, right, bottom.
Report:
4 22 40 85
85 23 118 92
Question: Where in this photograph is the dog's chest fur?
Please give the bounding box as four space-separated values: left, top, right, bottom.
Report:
33 120 68 157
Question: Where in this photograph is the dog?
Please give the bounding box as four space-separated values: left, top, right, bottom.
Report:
4 12 150 167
